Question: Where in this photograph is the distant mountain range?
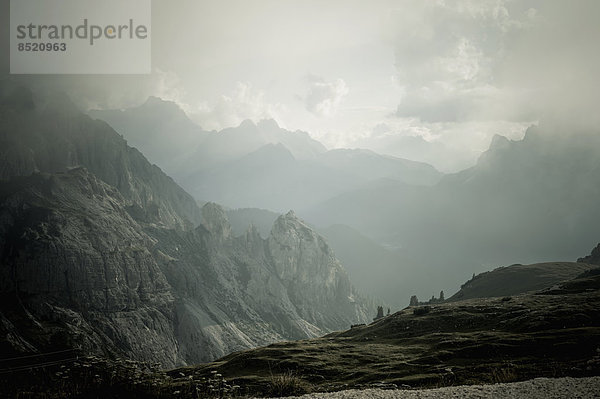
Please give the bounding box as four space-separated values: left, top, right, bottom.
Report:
0 84 373 367
90 98 442 211
302 126 600 299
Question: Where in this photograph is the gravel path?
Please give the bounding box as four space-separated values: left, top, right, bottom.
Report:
277 377 600 399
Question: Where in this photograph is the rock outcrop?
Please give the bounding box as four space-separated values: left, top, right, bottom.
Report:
578 243 600 265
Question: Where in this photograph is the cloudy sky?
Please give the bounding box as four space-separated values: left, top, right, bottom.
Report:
3 0 600 171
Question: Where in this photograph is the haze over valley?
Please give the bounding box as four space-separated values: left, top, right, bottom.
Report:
1 1 600 397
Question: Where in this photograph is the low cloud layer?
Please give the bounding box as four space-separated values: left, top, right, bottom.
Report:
2 0 599 171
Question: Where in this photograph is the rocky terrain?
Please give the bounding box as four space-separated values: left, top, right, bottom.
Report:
0 85 373 374
579 243 600 265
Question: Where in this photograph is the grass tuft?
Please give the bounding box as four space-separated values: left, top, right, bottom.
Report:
267 370 311 397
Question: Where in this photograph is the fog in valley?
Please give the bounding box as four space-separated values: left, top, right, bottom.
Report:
1 1 600 396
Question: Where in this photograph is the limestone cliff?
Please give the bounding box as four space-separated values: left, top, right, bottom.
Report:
0 169 181 366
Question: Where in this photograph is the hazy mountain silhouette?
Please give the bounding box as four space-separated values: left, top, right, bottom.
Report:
92 99 443 211
89 97 208 177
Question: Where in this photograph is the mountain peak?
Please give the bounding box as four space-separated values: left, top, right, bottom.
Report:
201 202 231 240
140 96 185 114
239 119 257 129
271 210 314 240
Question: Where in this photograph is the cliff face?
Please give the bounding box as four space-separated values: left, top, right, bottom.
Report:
0 169 181 366
268 211 366 330
149 205 372 363
0 168 371 366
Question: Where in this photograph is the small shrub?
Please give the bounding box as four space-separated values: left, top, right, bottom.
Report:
490 364 518 383
413 306 431 316
267 370 311 397
501 296 512 302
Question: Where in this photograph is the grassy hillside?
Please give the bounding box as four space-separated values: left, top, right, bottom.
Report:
174 271 600 397
448 262 599 301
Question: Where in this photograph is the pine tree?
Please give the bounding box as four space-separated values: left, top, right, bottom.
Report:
439 290 445 301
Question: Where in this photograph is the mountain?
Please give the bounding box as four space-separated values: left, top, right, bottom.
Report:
303 125 600 299
91 101 443 211
184 143 363 211
447 262 599 302
89 97 208 177
182 118 326 171
0 85 200 230
182 142 442 212
0 85 373 368
227 212 417 307
0 169 372 368
0 169 182 366
314 148 441 186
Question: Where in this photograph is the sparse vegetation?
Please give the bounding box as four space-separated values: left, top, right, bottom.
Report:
267 370 312 397
490 363 518 383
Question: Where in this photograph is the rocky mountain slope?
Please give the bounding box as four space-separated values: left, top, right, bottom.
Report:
0 85 373 369
0 167 371 368
0 85 200 230
578 242 600 265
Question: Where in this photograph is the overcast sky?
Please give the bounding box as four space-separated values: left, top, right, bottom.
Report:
3 0 600 171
